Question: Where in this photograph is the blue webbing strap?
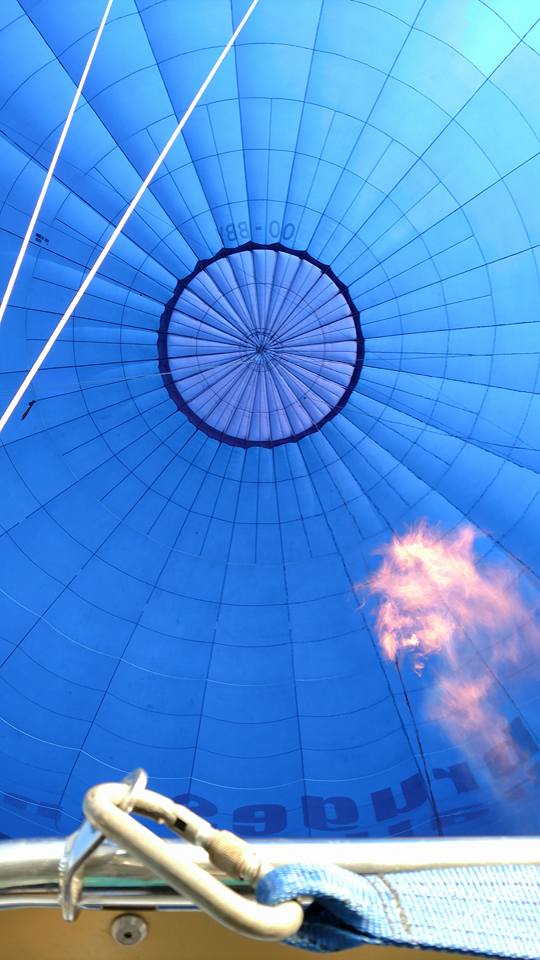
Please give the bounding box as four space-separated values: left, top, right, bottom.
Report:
257 862 540 955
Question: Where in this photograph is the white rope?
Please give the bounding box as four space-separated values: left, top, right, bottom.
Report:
0 0 114 329
0 0 261 434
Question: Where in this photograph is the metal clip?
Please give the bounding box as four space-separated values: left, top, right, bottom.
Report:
59 769 147 921
81 771 304 941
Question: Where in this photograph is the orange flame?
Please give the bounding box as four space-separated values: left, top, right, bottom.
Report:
364 521 539 746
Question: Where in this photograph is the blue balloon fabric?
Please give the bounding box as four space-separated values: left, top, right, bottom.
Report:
0 0 539 843
158 243 363 446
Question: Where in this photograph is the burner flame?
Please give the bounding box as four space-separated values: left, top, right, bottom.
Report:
364 521 540 745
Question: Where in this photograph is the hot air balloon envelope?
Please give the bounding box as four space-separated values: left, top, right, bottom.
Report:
0 0 539 843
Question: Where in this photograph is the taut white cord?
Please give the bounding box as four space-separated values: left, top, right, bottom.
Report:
0 0 261 433
0 0 114 329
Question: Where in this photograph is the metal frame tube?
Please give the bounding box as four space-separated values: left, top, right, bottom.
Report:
0 835 539 912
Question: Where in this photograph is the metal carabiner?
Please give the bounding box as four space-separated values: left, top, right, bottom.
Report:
80 773 304 941
59 768 148 921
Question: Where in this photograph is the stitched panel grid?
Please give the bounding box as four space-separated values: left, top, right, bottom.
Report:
159 244 363 446
0 0 538 842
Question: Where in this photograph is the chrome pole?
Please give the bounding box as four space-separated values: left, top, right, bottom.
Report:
0 835 539 910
